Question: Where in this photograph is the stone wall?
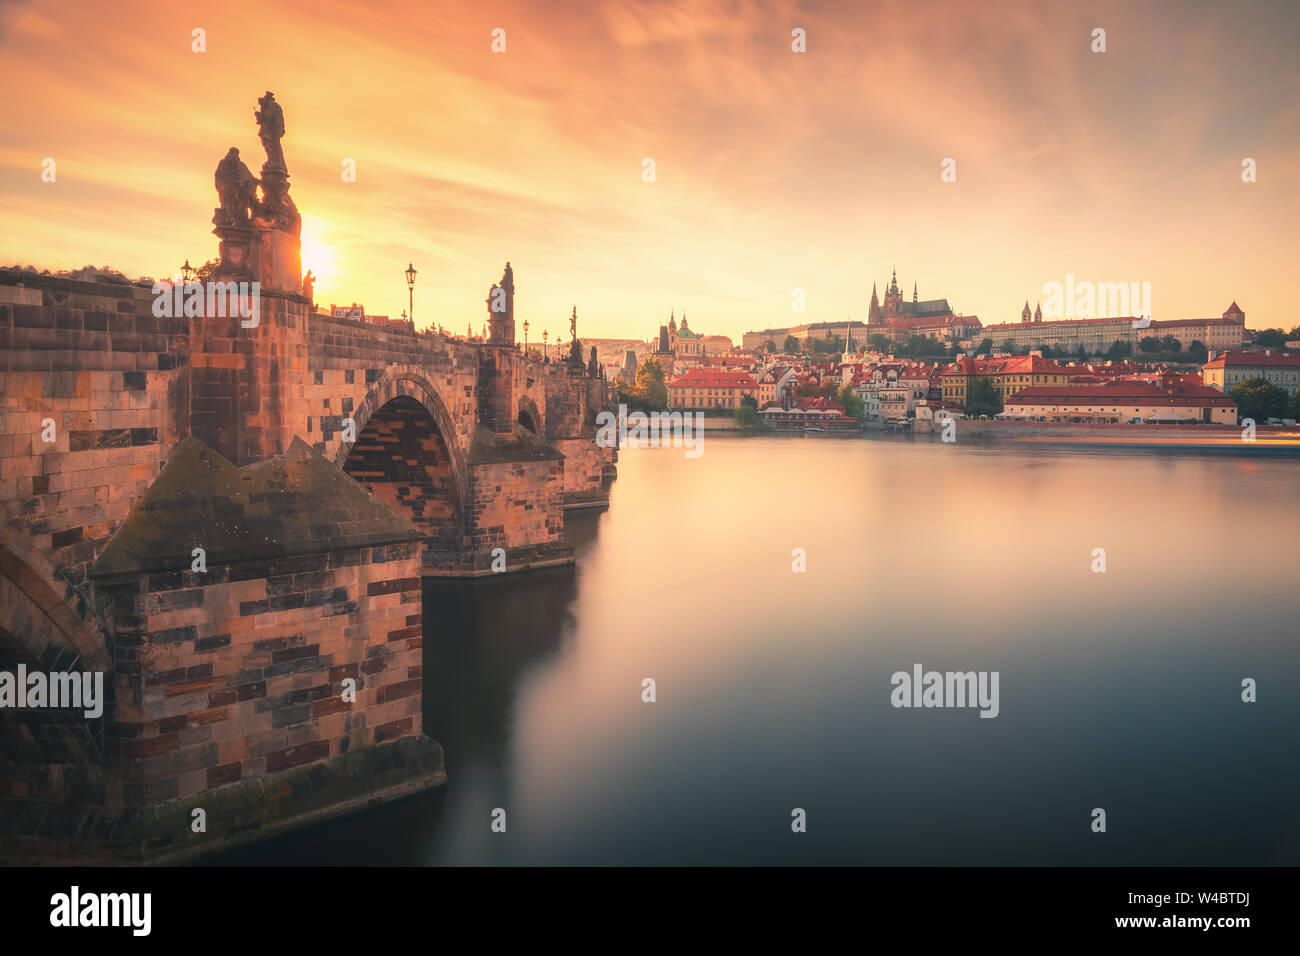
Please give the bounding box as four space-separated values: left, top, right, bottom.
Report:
95 541 423 807
189 290 309 466
0 272 189 656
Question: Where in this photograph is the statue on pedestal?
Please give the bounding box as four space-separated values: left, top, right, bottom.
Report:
213 147 259 227
254 91 287 173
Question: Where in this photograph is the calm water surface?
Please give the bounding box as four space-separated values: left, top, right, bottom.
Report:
214 434 1300 865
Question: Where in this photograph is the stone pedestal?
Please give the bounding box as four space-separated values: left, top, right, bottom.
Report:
213 223 257 281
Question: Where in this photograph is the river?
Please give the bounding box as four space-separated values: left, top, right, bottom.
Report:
211 433 1300 865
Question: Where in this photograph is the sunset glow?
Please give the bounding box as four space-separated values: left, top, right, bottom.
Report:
2 0 1297 339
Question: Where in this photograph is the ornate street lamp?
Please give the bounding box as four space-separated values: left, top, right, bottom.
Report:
523 318 529 352
405 262 417 326
181 259 195 284
542 329 548 361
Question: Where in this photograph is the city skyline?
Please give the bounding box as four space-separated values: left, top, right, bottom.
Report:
2 0 1298 342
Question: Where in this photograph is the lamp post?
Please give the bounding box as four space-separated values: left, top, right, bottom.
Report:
542 330 548 361
181 259 194 285
405 262 417 327
523 318 529 353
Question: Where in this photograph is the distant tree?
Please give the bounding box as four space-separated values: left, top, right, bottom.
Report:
976 338 994 355
964 377 1003 417
1106 339 1132 360
764 339 776 353
617 356 667 411
1139 336 1162 353
796 379 838 399
1074 344 1087 360
636 357 668 409
734 394 759 428
783 335 801 354
868 333 891 353
1230 377 1289 423
837 384 864 419
1292 390 1300 420
1186 340 1208 363
1288 326 1300 341
193 258 220 282
1160 334 1181 352
1255 328 1287 348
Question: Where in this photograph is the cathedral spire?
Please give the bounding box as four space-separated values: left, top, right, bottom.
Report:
913 280 918 303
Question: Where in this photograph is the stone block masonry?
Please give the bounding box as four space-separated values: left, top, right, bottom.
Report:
96 540 424 808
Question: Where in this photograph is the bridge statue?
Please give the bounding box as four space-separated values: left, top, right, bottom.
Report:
254 90 287 172
212 147 259 227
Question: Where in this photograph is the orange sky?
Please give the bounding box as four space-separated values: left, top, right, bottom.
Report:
2 0 1297 341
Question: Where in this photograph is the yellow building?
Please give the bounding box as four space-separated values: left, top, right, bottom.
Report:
668 368 761 410
941 354 1070 407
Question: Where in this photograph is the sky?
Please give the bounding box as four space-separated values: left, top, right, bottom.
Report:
1 0 1297 342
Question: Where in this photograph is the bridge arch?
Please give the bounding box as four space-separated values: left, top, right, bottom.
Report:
0 541 108 673
517 395 542 436
338 370 467 562
0 543 106 803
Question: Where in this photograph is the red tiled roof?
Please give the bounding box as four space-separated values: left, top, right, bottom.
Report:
1202 350 1300 369
669 368 758 387
1007 380 1235 407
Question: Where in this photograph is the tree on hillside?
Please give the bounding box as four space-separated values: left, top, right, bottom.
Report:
868 333 891 353
964 377 1003 418
976 338 994 355
1187 340 1208 363
1255 328 1286 348
764 339 776 353
1230 377 1289 423
838 384 864 419
1106 339 1133 360
795 379 839 399
783 335 801 354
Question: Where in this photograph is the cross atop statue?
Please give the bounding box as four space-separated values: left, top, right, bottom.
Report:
570 305 577 342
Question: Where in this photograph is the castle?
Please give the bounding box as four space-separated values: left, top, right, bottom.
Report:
867 269 982 344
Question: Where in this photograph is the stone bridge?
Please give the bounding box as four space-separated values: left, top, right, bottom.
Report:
0 96 615 862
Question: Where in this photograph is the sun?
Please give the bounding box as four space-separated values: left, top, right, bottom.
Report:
299 215 338 289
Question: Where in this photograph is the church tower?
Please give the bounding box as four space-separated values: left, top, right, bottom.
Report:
883 268 903 316
1033 302 1042 324
868 282 880 324
1021 301 1031 324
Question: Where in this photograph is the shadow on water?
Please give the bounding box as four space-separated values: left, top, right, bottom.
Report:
202 516 591 866
422 566 577 773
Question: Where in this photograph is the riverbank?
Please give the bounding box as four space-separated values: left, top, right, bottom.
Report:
701 418 1300 450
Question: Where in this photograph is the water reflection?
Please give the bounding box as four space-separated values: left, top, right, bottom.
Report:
207 436 1300 866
